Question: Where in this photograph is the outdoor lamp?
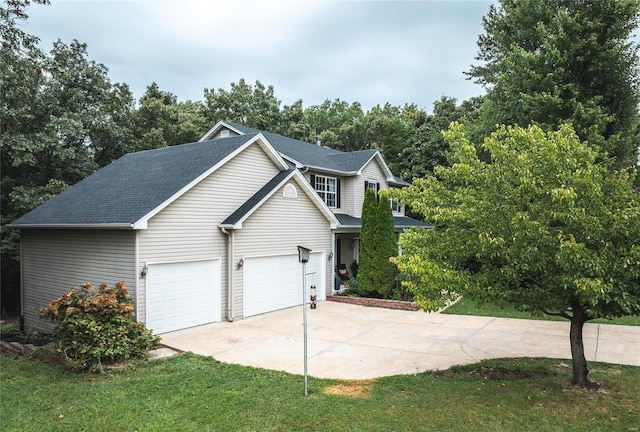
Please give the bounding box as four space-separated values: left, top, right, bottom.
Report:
140 264 148 278
297 245 311 263
310 284 317 309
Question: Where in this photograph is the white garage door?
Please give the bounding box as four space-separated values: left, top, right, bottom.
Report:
243 252 326 317
146 259 221 334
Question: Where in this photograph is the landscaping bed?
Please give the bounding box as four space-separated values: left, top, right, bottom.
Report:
327 295 419 311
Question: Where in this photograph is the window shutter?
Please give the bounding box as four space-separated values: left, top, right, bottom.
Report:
310 175 316 189
336 179 341 208
376 183 380 201
364 180 367 193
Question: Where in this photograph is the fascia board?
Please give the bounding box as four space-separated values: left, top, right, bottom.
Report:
279 153 304 168
305 165 359 176
253 134 290 170
356 151 395 181
198 121 246 142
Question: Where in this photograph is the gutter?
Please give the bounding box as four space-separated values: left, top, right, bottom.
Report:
7 223 136 230
219 227 235 322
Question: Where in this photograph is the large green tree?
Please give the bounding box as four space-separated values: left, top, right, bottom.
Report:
1 0 134 315
398 96 481 181
130 82 207 151
387 123 640 387
202 79 282 131
468 0 640 169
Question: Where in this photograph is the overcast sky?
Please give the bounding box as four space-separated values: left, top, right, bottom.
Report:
24 0 496 112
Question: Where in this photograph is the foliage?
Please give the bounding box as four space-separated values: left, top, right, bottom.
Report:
39 282 159 371
1 0 135 314
356 188 399 297
388 123 640 386
2 354 639 431
398 96 481 180
0 323 20 338
468 0 640 170
130 82 207 151
202 78 283 131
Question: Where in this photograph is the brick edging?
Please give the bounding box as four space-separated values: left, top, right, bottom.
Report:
327 295 419 311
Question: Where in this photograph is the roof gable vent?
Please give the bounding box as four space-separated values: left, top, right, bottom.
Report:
283 184 297 199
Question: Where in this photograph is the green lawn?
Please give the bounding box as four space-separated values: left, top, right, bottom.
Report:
442 297 640 326
1 353 639 431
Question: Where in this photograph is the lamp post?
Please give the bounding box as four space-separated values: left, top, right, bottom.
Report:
297 245 311 396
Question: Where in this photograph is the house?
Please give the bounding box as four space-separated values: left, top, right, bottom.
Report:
10 121 428 334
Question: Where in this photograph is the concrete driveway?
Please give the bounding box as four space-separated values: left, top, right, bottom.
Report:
159 301 640 379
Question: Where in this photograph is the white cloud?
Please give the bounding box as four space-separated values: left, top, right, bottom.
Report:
24 0 493 110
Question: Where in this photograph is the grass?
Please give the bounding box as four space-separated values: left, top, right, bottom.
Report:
442 297 640 326
1 352 639 431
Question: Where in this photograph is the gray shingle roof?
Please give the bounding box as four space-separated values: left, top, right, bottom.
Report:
334 214 431 229
10 135 254 227
225 122 378 173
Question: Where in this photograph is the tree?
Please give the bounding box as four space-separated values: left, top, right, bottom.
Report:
398 96 479 181
468 0 640 170
1 1 134 315
130 82 207 151
388 123 640 387
202 79 282 131
356 188 399 297
375 188 400 297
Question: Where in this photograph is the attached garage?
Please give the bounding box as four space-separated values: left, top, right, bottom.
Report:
146 259 221 334
243 252 326 317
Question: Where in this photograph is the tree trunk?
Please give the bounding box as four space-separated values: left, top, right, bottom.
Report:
569 300 590 386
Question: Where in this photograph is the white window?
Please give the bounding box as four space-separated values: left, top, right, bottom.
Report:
314 175 338 207
366 179 378 190
390 199 400 212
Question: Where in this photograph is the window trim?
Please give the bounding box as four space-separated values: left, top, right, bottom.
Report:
312 174 339 208
390 198 400 213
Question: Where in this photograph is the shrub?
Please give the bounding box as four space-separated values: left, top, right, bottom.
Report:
39 282 160 371
357 188 399 298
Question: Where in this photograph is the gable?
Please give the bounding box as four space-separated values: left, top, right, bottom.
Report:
220 170 338 230
199 121 396 179
10 134 289 230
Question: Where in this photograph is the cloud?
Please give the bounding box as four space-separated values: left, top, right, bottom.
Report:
24 0 492 111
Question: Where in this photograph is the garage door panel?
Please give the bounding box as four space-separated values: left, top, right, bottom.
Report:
244 252 325 317
146 259 221 334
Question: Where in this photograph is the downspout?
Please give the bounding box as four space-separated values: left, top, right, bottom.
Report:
220 227 235 322
134 231 140 323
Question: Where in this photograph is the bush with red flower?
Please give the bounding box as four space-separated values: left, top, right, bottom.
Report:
40 282 160 371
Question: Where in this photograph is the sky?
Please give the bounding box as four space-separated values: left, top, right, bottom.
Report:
23 0 497 112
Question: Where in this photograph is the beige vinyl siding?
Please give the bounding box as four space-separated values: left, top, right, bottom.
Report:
352 161 389 218
21 229 135 332
232 181 333 319
340 176 357 216
137 142 281 322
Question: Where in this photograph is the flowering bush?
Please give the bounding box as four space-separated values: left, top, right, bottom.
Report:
40 282 160 371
